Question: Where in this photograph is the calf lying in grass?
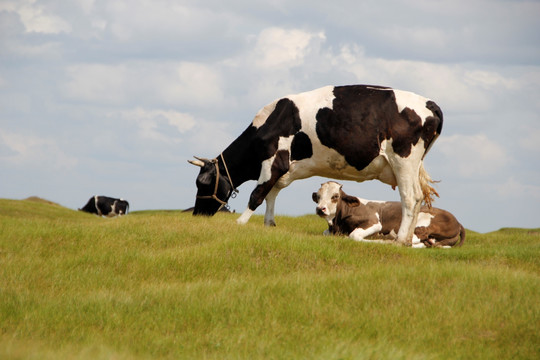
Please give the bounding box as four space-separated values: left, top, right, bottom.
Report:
312 181 465 248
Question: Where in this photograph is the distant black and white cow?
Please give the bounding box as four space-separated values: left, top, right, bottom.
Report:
79 196 129 217
189 85 443 245
312 181 465 248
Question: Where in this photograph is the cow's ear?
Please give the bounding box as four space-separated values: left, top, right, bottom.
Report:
342 195 360 207
312 192 318 203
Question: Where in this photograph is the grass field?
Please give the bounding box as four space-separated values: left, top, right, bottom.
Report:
0 198 539 359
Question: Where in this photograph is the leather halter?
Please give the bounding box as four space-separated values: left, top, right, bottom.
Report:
196 153 238 209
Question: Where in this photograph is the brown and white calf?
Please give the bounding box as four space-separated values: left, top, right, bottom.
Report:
312 181 465 248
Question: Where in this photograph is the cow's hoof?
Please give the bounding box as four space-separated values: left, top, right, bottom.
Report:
264 220 276 227
395 239 412 247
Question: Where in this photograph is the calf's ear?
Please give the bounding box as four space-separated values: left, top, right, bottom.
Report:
341 195 360 207
312 192 318 203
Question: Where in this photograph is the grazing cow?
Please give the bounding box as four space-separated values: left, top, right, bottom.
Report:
79 196 129 217
312 181 465 248
189 85 443 245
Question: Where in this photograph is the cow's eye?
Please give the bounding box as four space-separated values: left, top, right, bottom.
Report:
331 194 339 202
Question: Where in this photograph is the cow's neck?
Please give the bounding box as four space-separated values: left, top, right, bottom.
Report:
218 126 261 188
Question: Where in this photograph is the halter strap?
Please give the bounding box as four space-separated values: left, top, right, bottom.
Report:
195 153 238 208
220 153 238 196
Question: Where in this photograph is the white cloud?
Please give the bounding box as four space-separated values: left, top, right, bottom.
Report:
252 27 326 69
164 62 225 107
464 70 519 90
520 127 540 153
113 107 196 143
436 134 510 178
8 0 72 34
63 63 129 104
379 25 447 52
0 129 77 169
331 45 494 112
62 62 225 107
493 177 540 200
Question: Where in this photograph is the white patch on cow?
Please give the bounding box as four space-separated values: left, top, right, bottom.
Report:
416 212 434 227
108 201 116 217
252 86 335 130
349 219 383 241
278 135 294 150
359 198 386 206
258 155 275 184
392 89 433 124
288 86 335 125
94 195 102 216
252 100 278 128
256 136 294 185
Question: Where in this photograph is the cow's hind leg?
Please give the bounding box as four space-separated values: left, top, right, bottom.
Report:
396 178 423 245
391 159 424 246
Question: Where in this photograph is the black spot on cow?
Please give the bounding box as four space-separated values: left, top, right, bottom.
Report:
422 100 444 146
316 85 395 171
248 149 290 211
388 106 423 157
315 85 439 171
291 131 313 161
252 98 302 160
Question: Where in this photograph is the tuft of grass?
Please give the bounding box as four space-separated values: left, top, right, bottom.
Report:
0 198 539 359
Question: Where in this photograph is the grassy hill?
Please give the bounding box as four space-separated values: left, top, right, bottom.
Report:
0 198 538 359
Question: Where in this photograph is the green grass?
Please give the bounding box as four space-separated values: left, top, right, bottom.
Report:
0 198 538 359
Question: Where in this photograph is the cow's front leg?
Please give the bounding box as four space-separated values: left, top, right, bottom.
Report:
263 186 282 226
236 208 254 225
236 150 289 226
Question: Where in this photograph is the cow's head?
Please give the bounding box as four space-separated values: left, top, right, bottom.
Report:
189 156 234 216
312 181 343 223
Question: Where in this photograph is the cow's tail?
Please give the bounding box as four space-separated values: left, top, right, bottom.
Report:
419 163 439 208
455 224 466 247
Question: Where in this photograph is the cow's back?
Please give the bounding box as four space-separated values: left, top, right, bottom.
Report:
283 85 441 186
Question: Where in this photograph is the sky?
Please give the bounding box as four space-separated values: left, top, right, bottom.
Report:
1 0 539 233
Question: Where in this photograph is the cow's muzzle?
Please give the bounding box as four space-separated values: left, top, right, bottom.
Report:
316 207 327 217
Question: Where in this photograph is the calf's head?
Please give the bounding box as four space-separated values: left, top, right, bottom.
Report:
189 156 233 216
312 181 344 223
312 181 363 223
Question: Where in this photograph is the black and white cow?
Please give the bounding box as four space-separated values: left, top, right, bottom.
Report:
79 196 129 217
189 85 443 245
313 181 465 248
